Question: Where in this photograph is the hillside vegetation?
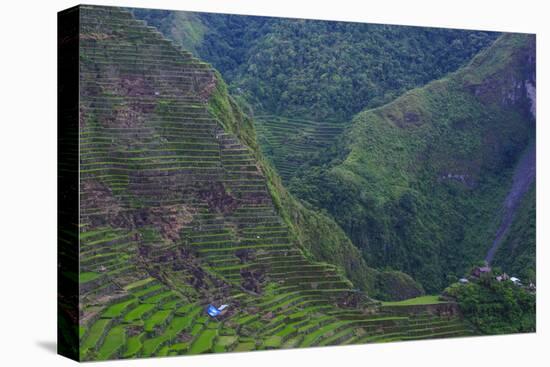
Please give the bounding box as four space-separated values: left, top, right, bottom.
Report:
493 186 536 283
133 9 535 295
290 34 536 292
133 9 500 182
73 7 480 361
134 10 498 120
206 53 424 301
444 274 535 334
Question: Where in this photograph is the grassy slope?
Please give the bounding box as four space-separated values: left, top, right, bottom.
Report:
291 34 536 292
382 295 442 306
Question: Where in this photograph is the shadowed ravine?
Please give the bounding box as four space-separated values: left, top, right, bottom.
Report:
486 141 536 263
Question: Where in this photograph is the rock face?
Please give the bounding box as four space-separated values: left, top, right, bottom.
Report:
74 6 476 361
467 34 536 111
485 141 536 263
525 81 536 118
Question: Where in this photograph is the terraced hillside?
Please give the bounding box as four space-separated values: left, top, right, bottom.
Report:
131 10 500 188
75 6 476 361
255 115 346 181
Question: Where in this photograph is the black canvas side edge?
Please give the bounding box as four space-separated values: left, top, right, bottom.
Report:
57 5 80 362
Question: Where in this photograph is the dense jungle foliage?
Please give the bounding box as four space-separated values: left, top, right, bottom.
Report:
289 35 536 292
133 9 499 120
445 275 535 334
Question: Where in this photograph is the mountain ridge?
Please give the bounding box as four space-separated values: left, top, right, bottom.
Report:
71 6 480 360
290 33 536 291
132 9 501 183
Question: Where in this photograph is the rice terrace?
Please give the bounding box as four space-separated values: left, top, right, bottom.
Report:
58 5 536 361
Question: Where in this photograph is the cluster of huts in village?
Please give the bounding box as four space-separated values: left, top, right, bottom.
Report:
457 265 536 292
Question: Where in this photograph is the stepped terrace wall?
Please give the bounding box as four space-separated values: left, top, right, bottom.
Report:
58 5 479 362
254 115 346 182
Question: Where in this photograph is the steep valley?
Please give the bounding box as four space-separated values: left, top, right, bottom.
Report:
290 34 536 291
132 9 500 183
131 10 536 293
67 6 483 361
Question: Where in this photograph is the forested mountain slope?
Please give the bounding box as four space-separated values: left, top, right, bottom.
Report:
74 6 481 360
132 9 500 181
134 10 498 119
131 8 535 292
290 34 536 292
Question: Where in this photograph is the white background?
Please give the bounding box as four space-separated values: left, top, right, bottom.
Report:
0 0 547 366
